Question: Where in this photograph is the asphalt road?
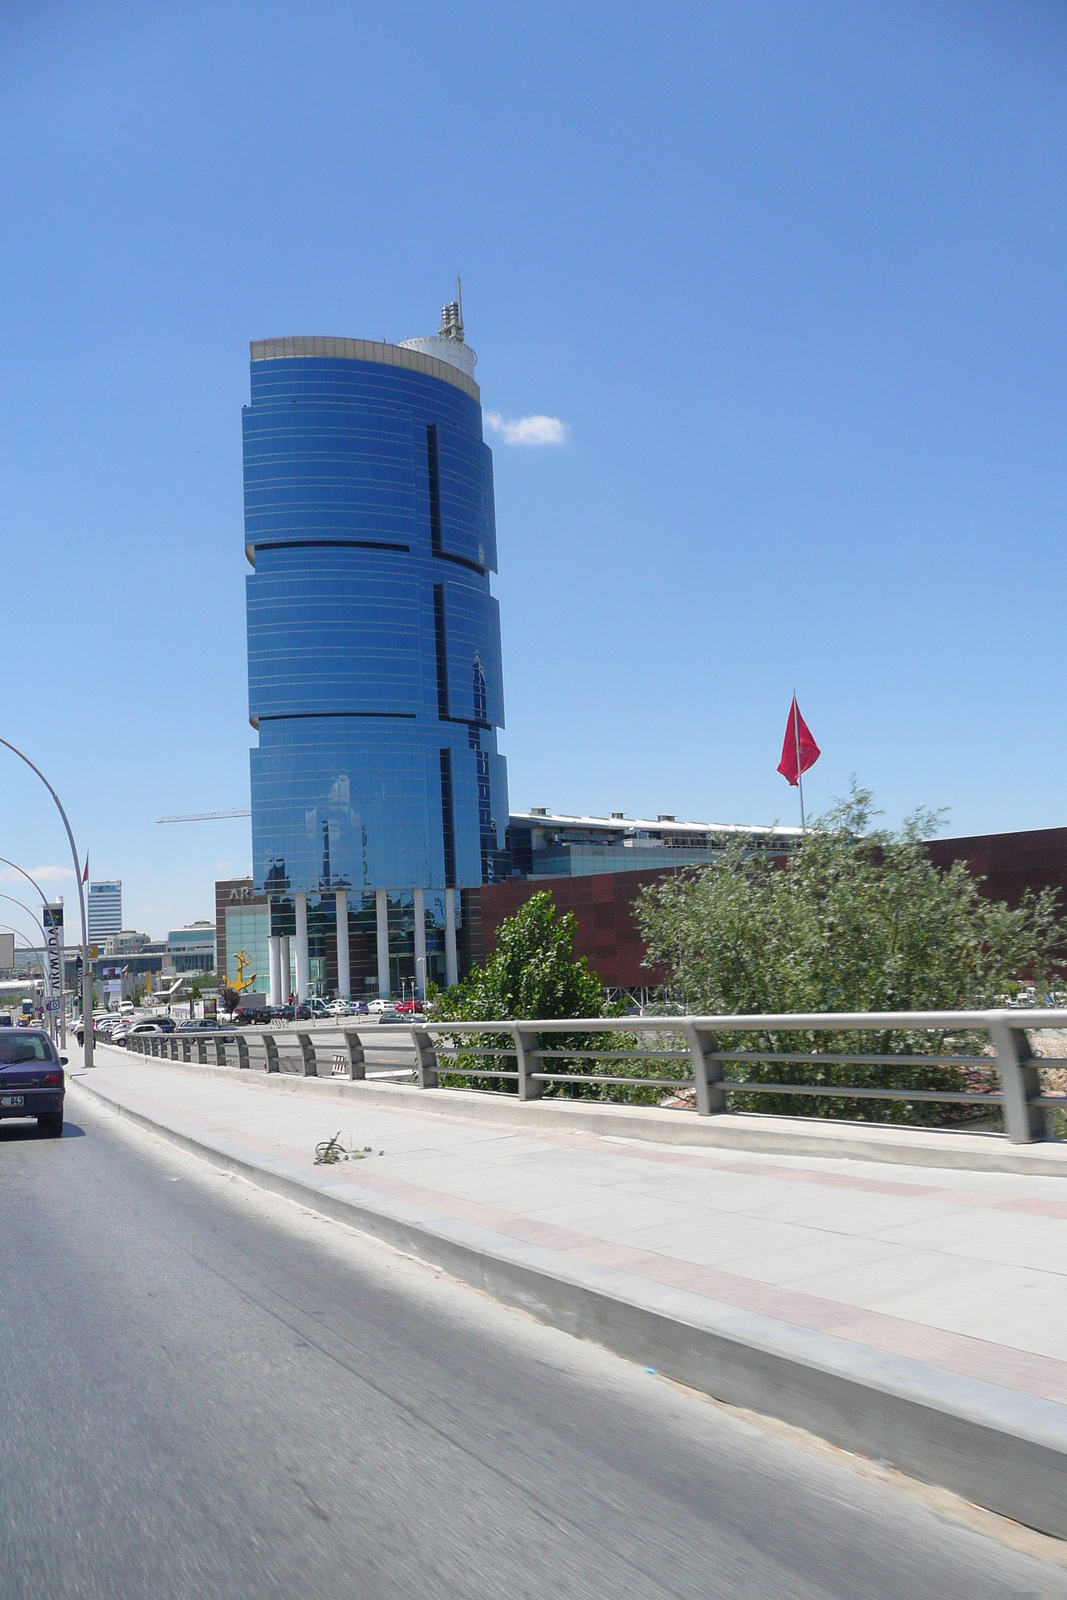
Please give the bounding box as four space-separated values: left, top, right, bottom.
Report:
1 1098 1065 1600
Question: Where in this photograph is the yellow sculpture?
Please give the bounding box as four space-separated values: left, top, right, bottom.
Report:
231 950 257 993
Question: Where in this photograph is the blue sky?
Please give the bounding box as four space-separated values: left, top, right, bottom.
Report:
0 0 1065 939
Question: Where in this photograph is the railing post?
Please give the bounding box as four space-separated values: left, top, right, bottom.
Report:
196 1038 207 1065
296 1031 317 1076
988 1018 1047 1142
513 1027 542 1100
236 1033 250 1069
263 1031 280 1073
411 1027 439 1088
213 1038 226 1068
682 1025 727 1117
341 1029 366 1080
181 1038 191 1063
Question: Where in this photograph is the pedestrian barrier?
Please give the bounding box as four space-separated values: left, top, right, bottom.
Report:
120 1009 1067 1143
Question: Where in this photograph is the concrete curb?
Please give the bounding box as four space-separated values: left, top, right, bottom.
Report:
90 1044 1067 1176
71 1070 1067 1541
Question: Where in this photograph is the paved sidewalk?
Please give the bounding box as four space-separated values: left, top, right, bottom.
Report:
68 1041 1067 1535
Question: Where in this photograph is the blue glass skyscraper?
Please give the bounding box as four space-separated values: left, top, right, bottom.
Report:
243 297 508 1002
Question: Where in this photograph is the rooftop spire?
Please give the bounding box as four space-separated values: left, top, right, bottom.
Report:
439 275 465 342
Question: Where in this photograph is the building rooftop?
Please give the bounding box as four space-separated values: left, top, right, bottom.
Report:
511 809 802 840
248 335 480 402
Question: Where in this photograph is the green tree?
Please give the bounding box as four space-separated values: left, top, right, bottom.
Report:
437 892 604 1023
633 784 1065 1124
433 891 631 1096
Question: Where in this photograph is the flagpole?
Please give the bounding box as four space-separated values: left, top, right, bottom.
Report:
793 694 806 830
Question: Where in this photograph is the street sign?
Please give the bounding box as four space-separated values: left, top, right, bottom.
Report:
46 1000 60 1012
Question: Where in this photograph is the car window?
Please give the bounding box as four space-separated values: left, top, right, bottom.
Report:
0 1033 51 1063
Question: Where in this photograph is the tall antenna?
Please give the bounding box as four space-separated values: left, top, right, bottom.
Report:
439 278 465 342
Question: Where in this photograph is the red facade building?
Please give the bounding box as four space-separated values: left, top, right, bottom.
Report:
477 828 1067 991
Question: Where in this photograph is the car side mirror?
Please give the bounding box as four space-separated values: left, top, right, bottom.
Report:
60 1056 68 1065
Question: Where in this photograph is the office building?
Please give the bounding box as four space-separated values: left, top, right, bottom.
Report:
482 814 1067 995
88 881 122 943
165 923 217 975
480 810 801 993
243 293 508 1003
506 810 801 877
215 879 270 997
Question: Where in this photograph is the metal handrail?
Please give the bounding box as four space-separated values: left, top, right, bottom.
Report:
119 1009 1067 1144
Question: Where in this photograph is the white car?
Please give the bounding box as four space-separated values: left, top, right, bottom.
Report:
113 1022 164 1047
367 998 396 1014
326 998 351 1017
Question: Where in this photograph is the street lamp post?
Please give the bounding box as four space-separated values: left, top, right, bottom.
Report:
0 925 48 1016
0 861 64 1043
0 893 54 1035
0 738 92 1068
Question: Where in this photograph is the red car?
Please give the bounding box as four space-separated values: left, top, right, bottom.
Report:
393 999 424 1014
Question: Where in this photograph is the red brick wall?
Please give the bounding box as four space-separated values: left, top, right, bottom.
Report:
478 869 684 988
926 827 1067 913
477 829 1067 991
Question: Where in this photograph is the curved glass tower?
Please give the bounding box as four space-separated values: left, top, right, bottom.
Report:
243 300 508 1002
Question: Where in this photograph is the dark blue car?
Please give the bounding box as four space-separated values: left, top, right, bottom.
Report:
0 1030 66 1138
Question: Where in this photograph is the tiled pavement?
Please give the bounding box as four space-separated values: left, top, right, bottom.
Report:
69 1044 1067 1408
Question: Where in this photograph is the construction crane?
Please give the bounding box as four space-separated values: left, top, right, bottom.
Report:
156 808 251 823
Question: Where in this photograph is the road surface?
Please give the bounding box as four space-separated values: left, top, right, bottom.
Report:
1 1094 1064 1599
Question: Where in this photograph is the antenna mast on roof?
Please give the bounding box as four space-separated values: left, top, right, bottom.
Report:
439 276 464 342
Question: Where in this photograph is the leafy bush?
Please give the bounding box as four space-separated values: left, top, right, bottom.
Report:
633 785 1064 1125
430 892 672 1099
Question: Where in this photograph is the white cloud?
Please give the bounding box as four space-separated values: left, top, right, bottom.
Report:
484 411 568 446
0 864 73 884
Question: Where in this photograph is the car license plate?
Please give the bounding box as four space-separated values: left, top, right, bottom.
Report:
1 1095 24 1108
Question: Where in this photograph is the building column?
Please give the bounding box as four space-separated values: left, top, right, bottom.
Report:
375 889 390 998
268 935 283 1008
445 889 458 989
335 889 350 999
279 936 292 1001
294 892 310 1002
413 887 427 997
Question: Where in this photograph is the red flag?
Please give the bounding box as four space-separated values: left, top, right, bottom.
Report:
777 697 820 787
82 854 89 885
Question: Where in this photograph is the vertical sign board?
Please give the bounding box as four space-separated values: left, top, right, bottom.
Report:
43 903 65 1048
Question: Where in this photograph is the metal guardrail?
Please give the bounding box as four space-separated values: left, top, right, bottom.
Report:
122 1009 1067 1144
124 1026 398 1080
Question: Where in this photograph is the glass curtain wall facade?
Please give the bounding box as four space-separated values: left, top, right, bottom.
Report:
243 321 507 1000
88 882 122 942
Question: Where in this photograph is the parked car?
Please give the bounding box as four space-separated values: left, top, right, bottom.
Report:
0 1028 66 1137
234 1002 271 1025
113 1022 164 1046
156 1017 178 1033
367 998 396 1014
308 997 330 1017
326 998 352 1017
394 999 424 1015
